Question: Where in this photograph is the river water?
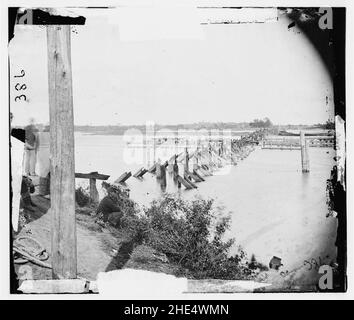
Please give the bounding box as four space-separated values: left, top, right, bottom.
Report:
74 132 337 274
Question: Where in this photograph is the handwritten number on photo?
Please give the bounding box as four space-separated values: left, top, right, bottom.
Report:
14 70 25 78
14 70 27 102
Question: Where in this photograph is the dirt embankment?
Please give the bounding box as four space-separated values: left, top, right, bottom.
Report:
14 195 185 281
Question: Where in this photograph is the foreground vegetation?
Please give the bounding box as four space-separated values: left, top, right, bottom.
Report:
77 185 267 280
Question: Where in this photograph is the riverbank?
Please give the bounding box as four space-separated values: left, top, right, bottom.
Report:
15 195 189 281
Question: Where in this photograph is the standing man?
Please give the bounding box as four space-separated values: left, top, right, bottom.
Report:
24 118 38 176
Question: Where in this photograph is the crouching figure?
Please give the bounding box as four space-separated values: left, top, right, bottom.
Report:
96 187 123 228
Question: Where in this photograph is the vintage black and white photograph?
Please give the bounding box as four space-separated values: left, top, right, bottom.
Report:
3 1 349 299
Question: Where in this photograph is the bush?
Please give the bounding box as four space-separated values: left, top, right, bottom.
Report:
122 194 260 280
75 187 90 207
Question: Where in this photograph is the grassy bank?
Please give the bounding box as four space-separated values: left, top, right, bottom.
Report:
76 185 267 280
16 187 266 281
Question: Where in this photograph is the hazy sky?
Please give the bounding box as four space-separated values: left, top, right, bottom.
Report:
9 8 334 126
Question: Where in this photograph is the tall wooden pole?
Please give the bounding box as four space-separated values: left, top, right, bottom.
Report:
47 25 77 279
184 147 189 175
160 163 167 190
300 131 310 173
173 155 179 182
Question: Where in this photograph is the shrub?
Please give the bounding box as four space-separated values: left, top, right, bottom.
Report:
75 187 90 207
123 194 259 280
102 182 138 217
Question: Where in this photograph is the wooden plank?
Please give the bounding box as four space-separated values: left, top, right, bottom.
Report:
148 163 157 173
115 171 132 183
193 169 205 181
177 175 194 189
198 167 212 176
75 172 110 180
183 175 198 188
133 167 147 178
186 170 203 183
47 25 77 279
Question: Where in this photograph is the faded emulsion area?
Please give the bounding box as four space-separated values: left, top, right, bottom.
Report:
8 6 346 294
281 7 346 292
8 7 87 293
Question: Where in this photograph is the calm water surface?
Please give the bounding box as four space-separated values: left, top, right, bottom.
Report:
74 133 337 270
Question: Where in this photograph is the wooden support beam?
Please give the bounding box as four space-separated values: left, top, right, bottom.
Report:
47 25 76 279
199 167 212 176
75 172 110 180
192 169 205 182
183 174 198 188
148 163 157 173
177 175 195 189
186 170 204 183
115 171 132 184
300 131 310 173
133 167 148 178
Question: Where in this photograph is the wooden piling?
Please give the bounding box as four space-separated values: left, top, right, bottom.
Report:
133 167 147 178
177 175 196 189
184 148 189 174
89 178 99 203
173 155 179 182
115 171 132 183
187 171 204 183
47 25 77 279
148 163 157 173
300 131 310 172
160 163 167 189
156 160 162 179
193 169 205 182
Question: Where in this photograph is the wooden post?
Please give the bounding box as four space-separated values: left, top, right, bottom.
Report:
219 130 223 157
156 159 162 179
153 130 156 164
195 138 201 169
300 131 310 172
173 155 179 182
160 163 167 190
89 178 99 204
47 25 77 279
208 132 212 164
75 172 110 203
184 147 189 175
115 171 132 183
